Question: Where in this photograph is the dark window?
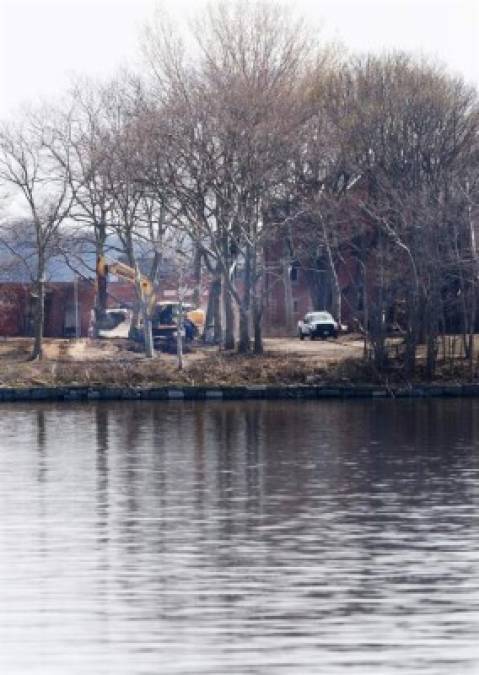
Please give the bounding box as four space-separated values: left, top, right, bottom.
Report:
290 263 299 282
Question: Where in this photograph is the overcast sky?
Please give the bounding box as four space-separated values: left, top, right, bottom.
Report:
0 0 478 118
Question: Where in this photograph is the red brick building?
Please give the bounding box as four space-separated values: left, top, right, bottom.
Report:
262 240 362 336
0 281 96 338
0 277 210 338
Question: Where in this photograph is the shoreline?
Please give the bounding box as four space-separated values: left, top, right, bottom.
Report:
1 382 479 402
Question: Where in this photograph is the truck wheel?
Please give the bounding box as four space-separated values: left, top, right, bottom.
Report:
310 334 315 341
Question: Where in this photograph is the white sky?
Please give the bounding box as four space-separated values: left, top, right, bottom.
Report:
0 0 478 118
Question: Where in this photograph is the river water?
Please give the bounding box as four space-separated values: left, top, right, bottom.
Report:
0 399 478 674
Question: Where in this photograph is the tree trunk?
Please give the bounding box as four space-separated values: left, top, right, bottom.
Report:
282 255 294 335
238 246 252 354
94 223 108 330
404 283 418 376
203 276 221 344
143 316 154 358
325 241 341 324
468 284 476 379
176 300 184 370
252 239 263 354
305 263 329 311
135 261 154 359
219 231 235 350
97 276 108 323
320 215 341 323
253 299 263 354
31 277 45 361
361 263 369 360
457 262 470 359
223 285 235 350
468 190 477 379
426 334 438 378
425 296 438 379
139 286 154 358
213 279 222 344
192 246 202 308
238 309 251 353
369 237 387 369
31 250 45 361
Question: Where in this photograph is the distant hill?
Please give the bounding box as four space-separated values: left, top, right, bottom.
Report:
0 230 178 283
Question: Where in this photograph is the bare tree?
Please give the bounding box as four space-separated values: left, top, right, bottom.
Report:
143 0 318 353
0 109 76 359
62 79 116 323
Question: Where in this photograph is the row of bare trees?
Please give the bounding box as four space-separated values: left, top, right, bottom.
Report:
290 54 479 377
0 1 478 375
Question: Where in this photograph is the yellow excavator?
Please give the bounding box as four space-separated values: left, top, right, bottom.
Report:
96 256 205 344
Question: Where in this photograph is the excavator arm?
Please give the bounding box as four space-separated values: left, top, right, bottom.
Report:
97 256 156 311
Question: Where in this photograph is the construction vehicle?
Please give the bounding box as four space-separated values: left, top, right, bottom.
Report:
95 256 205 347
96 308 132 339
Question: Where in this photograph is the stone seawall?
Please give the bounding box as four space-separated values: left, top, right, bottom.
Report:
1 383 479 402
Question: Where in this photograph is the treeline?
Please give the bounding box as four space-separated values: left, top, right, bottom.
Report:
0 1 478 374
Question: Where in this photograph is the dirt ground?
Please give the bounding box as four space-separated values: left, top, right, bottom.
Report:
263 335 365 362
0 334 365 363
0 335 365 388
0 334 475 387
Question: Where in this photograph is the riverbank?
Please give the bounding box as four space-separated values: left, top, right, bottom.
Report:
0 335 365 389
0 336 478 401
1 382 479 402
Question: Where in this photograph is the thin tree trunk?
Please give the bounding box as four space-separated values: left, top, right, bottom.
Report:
238 246 252 354
371 235 387 370
95 223 108 328
425 295 439 379
321 215 341 324
362 263 369 360
468 184 477 379
213 279 222 344
426 335 438 378
468 284 476 379
176 298 184 370
328 252 341 325
405 282 418 376
31 277 45 361
138 287 154 358
252 239 263 354
31 251 45 361
220 231 235 350
282 255 294 335
192 246 202 308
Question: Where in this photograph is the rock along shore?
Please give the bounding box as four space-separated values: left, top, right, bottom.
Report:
1 383 479 403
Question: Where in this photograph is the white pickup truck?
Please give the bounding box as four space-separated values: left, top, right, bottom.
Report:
297 311 339 340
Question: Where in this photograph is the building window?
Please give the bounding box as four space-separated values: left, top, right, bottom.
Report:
290 262 299 283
